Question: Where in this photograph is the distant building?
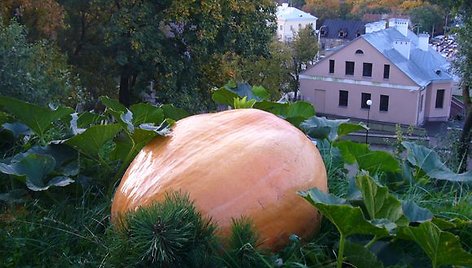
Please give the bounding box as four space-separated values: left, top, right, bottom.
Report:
276 3 317 42
319 19 366 50
300 18 453 126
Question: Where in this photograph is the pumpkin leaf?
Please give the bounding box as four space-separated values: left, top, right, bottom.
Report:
161 104 189 121
0 111 12 125
0 96 73 138
398 221 472 268
130 103 164 125
100 96 126 113
212 87 240 107
76 111 106 128
2 122 30 138
355 173 405 224
251 85 270 100
402 141 472 182
253 101 289 116
286 101 316 119
336 140 400 174
402 200 433 223
344 240 385 268
300 117 367 141
0 153 73 191
65 124 122 158
299 188 389 237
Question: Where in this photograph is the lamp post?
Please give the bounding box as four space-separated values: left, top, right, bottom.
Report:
366 99 372 144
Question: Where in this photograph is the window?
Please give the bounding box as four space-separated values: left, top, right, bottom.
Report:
279 25 283 30
363 63 373 77
290 25 294 31
383 64 390 79
355 49 364 54
361 93 371 109
435 89 445 108
345 61 354 75
298 23 302 29
339 90 348 107
329 60 335 74
380 95 389 111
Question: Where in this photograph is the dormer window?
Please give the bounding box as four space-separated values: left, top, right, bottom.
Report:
338 30 347 38
320 27 327 37
355 49 364 54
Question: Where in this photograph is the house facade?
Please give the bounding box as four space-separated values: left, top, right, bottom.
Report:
276 3 317 42
300 18 453 126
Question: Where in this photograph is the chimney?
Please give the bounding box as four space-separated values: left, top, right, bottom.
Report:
393 40 411 59
389 18 409 36
281 3 289 9
418 33 430 51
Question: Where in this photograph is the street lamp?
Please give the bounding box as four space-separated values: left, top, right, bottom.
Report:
365 99 372 144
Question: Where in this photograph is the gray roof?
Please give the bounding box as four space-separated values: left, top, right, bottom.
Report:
321 19 366 40
362 27 452 87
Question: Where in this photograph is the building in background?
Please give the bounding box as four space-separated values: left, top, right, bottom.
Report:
300 18 453 126
276 3 317 42
319 19 366 50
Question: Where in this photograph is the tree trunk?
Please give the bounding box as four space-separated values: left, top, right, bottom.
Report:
119 66 132 107
458 83 472 172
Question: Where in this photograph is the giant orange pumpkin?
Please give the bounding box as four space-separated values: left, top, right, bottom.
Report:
111 108 328 250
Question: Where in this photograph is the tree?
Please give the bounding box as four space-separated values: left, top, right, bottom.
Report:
0 20 79 106
0 0 65 41
451 0 472 172
92 0 275 111
455 16 472 172
409 3 444 36
303 0 340 23
290 26 319 100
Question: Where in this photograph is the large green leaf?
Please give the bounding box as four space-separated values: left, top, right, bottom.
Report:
403 141 472 182
299 188 389 237
161 104 189 121
130 103 164 125
285 101 316 127
402 200 433 223
211 87 240 107
65 124 123 158
251 85 270 100
253 101 289 116
344 240 385 268
300 116 367 141
355 173 405 224
336 140 400 174
398 221 472 268
0 153 74 191
0 96 73 138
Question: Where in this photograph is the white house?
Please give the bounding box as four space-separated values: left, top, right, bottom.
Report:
276 3 317 42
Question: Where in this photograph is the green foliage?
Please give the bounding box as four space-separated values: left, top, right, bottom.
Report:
409 3 445 35
0 20 79 106
300 173 472 268
107 192 217 267
0 96 179 195
222 218 271 268
0 96 73 143
403 141 472 182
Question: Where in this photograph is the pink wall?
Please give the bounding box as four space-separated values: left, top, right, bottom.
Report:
424 81 453 121
304 38 418 86
301 79 420 125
